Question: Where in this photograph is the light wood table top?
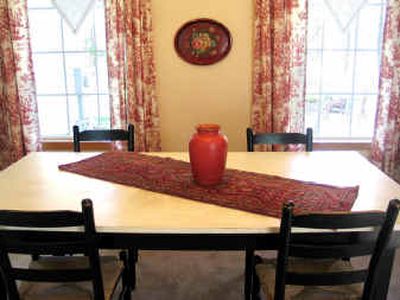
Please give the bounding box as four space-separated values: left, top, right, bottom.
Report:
0 151 399 233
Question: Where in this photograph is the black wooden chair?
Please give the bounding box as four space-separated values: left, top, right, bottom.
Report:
73 124 138 292
73 124 134 152
252 199 400 300
0 199 132 300
246 128 313 152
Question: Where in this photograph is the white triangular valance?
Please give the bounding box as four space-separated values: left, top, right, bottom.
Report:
324 0 368 30
52 0 96 33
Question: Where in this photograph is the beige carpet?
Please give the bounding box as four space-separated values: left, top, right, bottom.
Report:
133 251 245 300
132 250 400 300
9 250 400 300
388 250 400 300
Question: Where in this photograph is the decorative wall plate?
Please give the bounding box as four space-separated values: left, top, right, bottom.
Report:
174 18 232 65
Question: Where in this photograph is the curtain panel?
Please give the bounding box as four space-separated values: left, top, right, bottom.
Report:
251 0 307 150
371 0 400 183
0 0 40 170
105 0 161 152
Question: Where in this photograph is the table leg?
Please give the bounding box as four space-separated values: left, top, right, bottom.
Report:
245 248 255 300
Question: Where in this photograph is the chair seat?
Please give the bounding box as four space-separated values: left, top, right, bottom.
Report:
255 258 363 300
18 255 123 300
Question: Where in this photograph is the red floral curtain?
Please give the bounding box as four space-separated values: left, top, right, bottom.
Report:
105 0 160 152
0 0 40 170
371 0 400 183
251 0 307 142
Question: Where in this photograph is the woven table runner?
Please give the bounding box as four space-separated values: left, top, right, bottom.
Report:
59 152 359 218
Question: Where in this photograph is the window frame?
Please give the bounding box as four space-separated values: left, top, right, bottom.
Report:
305 0 387 142
28 0 110 139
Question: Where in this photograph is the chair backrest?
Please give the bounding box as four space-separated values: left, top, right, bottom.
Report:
246 128 313 152
73 124 134 152
274 199 400 300
0 199 106 300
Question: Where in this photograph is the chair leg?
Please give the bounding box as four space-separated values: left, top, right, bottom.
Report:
368 249 396 299
251 255 263 300
121 286 131 300
245 248 255 300
0 268 7 299
119 251 132 300
128 248 138 290
119 279 131 300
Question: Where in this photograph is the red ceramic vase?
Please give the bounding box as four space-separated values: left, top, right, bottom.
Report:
189 124 228 186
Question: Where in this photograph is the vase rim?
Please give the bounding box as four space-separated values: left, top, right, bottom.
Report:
196 124 221 132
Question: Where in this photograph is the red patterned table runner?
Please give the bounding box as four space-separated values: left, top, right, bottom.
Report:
59 152 358 218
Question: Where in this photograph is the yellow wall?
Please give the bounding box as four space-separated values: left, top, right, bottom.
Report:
152 0 253 151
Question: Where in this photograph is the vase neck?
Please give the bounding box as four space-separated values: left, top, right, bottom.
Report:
196 124 220 134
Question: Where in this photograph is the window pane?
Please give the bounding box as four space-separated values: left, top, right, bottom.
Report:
65 53 99 94
322 12 357 50
62 24 94 52
62 0 106 52
357 4 384 49
309 1 358 50
318 95 351 138
98 95 111 128
95 1 107 51
307 0 358 50
33 53 65 94
307 0 325 49
37 96 69 136
97 52 109 94
351 95 378 138
29 9 62 52
28 0 53 8
305 95 320 134
67 95 109 130
321 51 354 93
306 51 322 94
68 95 105 130
354 52 380 94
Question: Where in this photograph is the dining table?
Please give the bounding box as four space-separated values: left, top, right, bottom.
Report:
1 151 399 299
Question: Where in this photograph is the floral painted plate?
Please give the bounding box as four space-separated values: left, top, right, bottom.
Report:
174 19 232 65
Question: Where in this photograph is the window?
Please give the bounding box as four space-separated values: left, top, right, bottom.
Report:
28 0 109 138
305 0 387 140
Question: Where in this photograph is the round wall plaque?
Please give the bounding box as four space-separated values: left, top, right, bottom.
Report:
174 18 232 65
